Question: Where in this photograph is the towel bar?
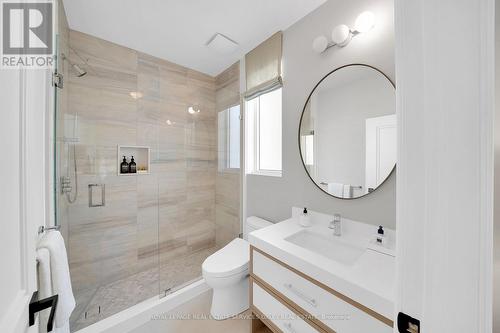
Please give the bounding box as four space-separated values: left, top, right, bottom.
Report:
320 182 363 189
38 225 61 235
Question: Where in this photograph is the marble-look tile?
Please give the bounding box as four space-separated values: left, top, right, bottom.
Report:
216 63 240 110
74 145 118 176
76 117 137 147
69 287 98 331
216 172 240 209
136 175 159 267
68 83 137 123
70 246 221 332
215 203 240 246
158 246 218 292
137 60 161 102
67 57 138 97
69 30 138 74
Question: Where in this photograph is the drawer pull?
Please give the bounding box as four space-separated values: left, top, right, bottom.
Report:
283 322 298 333
283 283 317 308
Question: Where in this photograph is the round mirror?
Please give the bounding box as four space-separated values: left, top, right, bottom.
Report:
299 64 396 199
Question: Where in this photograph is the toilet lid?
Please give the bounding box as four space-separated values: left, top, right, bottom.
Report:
202 238 249 278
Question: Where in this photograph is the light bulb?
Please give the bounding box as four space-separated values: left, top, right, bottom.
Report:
312 36 328 54
354 11 375 33
331 24 351 47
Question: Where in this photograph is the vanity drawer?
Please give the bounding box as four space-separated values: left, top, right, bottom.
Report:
252 281 321 333
251 248 392 333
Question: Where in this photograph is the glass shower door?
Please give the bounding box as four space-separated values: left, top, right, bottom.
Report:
52 5 162 330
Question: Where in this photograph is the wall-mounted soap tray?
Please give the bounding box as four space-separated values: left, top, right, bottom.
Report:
117 145 150 176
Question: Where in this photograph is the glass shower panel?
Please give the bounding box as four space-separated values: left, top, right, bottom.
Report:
156 64 220 295
52 4 162 330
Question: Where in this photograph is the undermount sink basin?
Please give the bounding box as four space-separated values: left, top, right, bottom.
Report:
284 230 365 265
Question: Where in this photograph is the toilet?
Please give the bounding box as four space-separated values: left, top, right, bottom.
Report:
202 216 272 320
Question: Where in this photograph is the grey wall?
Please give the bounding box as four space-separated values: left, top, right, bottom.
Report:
246 0 396 228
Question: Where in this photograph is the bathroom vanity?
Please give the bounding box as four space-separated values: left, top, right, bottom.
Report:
248 208 395 333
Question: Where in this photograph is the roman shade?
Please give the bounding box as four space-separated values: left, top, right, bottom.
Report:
245 31 283 100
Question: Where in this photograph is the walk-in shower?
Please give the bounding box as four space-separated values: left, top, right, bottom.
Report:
53 2 241 331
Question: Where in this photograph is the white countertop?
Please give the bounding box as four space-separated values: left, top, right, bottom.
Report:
248 208 395 319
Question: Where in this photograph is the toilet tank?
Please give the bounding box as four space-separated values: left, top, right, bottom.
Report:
244 216 273 240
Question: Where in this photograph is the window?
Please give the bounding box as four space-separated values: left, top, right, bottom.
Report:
218 105 240 171
246 88 282 177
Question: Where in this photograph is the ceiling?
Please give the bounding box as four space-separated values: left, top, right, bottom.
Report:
62 0 326 76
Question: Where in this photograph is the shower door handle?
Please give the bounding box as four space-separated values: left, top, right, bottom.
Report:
29 291 58 332
88 184 105 207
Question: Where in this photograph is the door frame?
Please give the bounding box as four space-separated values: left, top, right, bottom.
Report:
0 64 53 333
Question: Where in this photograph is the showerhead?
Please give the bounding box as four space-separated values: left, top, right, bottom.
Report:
71 63 87 77
61 52 88 77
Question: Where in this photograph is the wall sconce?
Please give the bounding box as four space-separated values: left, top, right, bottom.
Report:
312 11 375 54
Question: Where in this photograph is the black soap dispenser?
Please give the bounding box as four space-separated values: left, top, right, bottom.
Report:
129 156 137 173
376 226 385 245
120 156 129 174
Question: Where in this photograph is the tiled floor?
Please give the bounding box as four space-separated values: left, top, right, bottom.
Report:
71 246 220 332
129 290 252 333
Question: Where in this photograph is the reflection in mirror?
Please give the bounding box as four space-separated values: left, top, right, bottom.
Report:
299 64 396 199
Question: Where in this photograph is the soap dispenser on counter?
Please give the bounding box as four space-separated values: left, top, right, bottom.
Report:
299 207 311 227
376 226 385 245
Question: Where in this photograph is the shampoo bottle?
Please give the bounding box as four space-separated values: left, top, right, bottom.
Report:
120 156 129 174
129 156 137 173
299 207 311 227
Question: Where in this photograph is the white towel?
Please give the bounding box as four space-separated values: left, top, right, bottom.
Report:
36 248 52 333
343 185 353 198
37 231 75 331
328 182 344 197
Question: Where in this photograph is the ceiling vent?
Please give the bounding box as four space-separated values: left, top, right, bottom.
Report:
206 33 239 54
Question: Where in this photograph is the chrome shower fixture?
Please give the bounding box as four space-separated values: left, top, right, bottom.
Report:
61 53 87 77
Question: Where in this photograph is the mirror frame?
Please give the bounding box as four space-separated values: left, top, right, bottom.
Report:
298 63 396 200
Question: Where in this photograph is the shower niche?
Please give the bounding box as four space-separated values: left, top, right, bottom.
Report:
117 145 150 175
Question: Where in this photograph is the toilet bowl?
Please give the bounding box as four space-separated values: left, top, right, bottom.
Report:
202 217 272 320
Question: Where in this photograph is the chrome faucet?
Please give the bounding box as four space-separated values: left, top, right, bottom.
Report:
329 214 342 236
